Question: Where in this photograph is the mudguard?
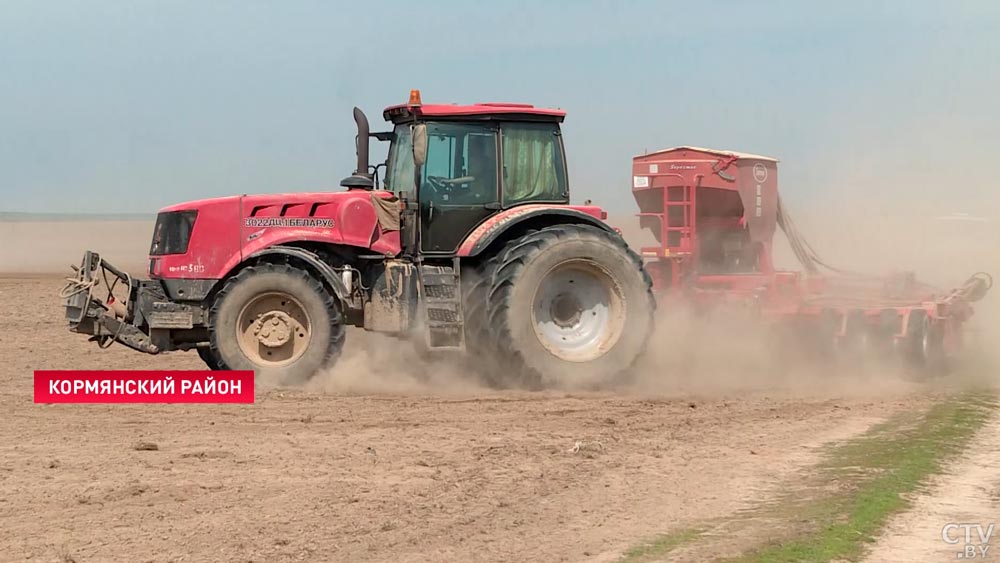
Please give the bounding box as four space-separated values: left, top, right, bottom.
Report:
246 245 352 303
456 204 612 257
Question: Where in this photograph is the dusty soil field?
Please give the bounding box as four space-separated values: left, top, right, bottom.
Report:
0 275 933 563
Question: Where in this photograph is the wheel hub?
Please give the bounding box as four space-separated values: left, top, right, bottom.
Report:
531 260 626 363
550 293 583 328
236 292 312 367
253 311 293 347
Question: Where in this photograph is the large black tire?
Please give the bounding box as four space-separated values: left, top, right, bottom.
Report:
197 346 226 370
208 263 345 386
462 252 506 387
473 224 654 389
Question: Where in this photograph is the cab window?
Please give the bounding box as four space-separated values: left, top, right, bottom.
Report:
501 122 567 204
386 124 415 194
421 122 498 206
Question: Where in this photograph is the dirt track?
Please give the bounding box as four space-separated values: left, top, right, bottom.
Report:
863 412 1000 563
0 276 939 562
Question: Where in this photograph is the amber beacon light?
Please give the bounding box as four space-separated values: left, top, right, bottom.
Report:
408 89 422 106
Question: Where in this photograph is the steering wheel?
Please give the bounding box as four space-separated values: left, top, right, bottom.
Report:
426 175 450 194
426 175 476 194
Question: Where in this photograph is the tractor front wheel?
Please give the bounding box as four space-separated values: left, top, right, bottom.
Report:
197 346 226 370
208 263 345 386
482 224 654 389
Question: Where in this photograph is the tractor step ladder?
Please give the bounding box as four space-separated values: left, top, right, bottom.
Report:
419 262 466 350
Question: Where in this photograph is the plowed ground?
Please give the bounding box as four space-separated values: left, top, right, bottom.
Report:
0 276 929 563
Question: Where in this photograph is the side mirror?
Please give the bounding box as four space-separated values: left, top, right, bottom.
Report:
412 124 428 167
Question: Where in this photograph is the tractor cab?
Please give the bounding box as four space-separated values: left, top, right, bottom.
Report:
341 90 571 256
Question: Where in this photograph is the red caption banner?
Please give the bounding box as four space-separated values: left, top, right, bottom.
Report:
33 371 255 404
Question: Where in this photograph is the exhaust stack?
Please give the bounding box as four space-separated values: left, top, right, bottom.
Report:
340 107 375 190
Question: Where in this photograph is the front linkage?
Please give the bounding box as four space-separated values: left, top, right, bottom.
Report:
62 251 208 355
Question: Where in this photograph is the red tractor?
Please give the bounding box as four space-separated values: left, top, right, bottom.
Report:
63 91 655 387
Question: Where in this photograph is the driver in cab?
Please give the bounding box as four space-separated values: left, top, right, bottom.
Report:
449 133 495 204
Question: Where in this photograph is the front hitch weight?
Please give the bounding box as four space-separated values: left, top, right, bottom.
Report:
62 251 104 324
61 250 138 350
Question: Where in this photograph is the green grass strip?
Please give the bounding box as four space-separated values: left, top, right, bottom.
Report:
617 394 996 563
727 395 996 563
619 528 704 563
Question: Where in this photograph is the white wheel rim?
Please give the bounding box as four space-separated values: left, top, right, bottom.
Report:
530 260 626 362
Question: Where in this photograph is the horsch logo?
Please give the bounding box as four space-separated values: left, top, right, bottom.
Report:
753 163 768 183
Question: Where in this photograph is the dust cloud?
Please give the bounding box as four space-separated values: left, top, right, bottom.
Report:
309 197 999 396
308 329 490 395
778 191 1000 375
610 178 1000 398
0 220 153 275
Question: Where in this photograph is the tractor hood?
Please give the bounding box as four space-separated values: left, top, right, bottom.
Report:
159 194 242 214
159 190 399 212
149 190 401 280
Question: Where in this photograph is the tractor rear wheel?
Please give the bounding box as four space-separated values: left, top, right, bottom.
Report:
462 253 505 387
208 263 345 385
480 224 654 389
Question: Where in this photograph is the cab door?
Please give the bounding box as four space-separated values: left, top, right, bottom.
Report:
418 122 499 254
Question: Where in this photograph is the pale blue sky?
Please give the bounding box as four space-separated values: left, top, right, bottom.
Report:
1 1 998 214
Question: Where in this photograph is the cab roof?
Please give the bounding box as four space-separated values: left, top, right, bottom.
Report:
383 102 566 123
